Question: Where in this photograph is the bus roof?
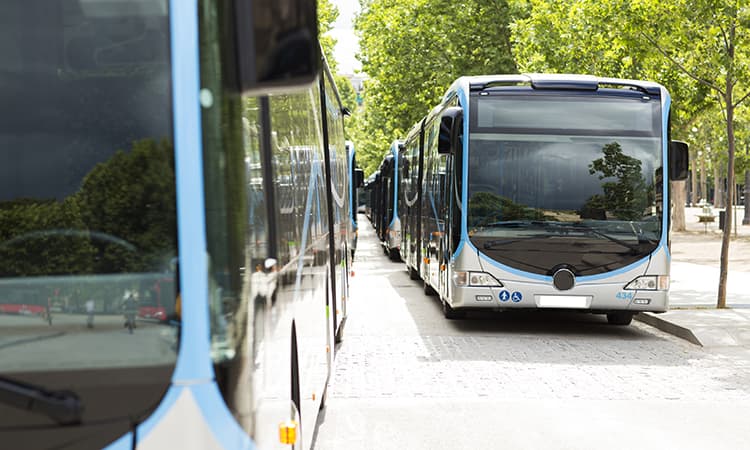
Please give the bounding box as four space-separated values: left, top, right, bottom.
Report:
443 74 664 103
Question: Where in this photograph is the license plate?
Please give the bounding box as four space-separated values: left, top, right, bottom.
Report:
537 295 590 308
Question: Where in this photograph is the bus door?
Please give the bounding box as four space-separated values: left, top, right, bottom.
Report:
440 113 463 299
437 156 451 297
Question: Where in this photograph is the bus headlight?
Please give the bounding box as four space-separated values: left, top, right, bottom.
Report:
625 275 669 291
454 271 503 287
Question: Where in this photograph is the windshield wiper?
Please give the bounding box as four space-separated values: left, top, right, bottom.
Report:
564 222 641 253
0 376 83 425
478 220 644 254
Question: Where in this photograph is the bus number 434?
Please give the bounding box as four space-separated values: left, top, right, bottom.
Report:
616 292 634 300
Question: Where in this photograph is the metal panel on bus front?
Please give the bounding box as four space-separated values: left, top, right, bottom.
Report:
388 217 402 251
447 243 669 313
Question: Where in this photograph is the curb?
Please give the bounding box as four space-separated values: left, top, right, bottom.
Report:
634 312 702 346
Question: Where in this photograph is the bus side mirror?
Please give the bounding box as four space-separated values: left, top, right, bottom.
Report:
669 141 689 181
235 0 320 94
355 168 364 188
438 107 462 154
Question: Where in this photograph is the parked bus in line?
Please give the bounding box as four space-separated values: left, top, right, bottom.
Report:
372 140 404 260
346 141 365 258
363 171 379 223
400 74 688 324
0 1 351 449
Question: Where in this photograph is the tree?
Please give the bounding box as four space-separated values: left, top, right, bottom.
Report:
511 0 750 308
76 139 177 273
635 0 750 308
318 0 340 74
354 0 518 174
586 143 650 221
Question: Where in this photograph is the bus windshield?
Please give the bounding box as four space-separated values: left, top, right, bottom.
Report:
467 94 663 276
0 0 177 442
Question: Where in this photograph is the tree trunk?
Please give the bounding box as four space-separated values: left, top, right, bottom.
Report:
700 158 707 203
717 91 736 309
743 170 750 225
671 180 686 231
714 164 724 208
690 162 698 206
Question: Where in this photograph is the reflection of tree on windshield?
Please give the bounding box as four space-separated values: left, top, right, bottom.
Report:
584 142 650 221
0 139 176 277
468 192 548 228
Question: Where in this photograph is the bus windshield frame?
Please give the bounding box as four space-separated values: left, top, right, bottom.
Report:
466 91 664 276
0 1 178 444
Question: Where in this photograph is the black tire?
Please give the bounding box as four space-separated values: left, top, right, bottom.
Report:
335 319 344 344
290 321 301 417
423 279 437 296
388 248 401 261
319 385 328 411
606 312 634 326
442 298 466 320
408 266 420 280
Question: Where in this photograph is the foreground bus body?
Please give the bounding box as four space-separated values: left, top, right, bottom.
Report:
405 74 683 324
1 1 349 449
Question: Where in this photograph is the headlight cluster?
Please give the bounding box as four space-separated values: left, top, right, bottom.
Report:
453 271 503 287
625 275 669 291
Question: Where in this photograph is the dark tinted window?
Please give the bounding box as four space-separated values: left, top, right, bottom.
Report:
467 94 663 276
0 2 177 447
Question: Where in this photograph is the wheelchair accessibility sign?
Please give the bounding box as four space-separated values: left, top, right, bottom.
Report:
499 290 523 303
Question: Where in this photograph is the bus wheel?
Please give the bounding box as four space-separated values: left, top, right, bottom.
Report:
606 312 633 326
442 298 466 320
408 266 419 280
388 248 400 261
423 280 437 296
290 321 301 419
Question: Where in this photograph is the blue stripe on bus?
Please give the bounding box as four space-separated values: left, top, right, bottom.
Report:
453 81 471 261
348 144 357 229
127 1 252 448
191 383 255 449
169 0 212 383
464 237 651 282
388 142 400 228
107 384 255 449
128 385 183 443
297 157 321 291
453 79 671 281
660 89 672 257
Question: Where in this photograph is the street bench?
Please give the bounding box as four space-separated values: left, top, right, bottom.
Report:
697 214 716 232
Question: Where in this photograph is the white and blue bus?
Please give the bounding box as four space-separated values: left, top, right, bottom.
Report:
346 141 365 259
372 140 404 260
0 1 350 449
400 74 688 324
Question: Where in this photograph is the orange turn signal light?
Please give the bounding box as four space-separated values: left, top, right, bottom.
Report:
279 420 298 445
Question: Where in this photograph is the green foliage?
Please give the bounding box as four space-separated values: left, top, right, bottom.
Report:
354 0 518 174
468 192 547 228
76 139 177 273
510 0 715 132
0 199 96 276
0 139 176 277
334 74 357 113
586 142 649 221
319 0 340 74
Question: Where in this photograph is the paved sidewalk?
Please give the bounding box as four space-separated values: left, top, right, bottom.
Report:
635 207 750 347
